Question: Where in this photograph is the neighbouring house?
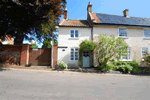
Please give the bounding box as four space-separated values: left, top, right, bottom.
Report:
0 35 14 45
58 2 150 67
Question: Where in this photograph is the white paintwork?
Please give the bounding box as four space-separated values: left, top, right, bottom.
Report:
93 27 150 66
58 25 150 67
2 41 8 44
58 27 91 66
51 40 53 68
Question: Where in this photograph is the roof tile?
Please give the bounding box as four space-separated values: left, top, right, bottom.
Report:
59 19 90 27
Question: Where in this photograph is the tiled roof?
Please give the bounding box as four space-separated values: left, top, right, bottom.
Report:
92 13 101 23
59 19 90 27
96 13 150 26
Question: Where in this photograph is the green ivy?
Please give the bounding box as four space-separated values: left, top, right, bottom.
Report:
31 43 37 48
79 40 97 66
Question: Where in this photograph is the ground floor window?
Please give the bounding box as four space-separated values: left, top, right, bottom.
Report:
142 47 148 58
70 48 78 60
120 47 131 60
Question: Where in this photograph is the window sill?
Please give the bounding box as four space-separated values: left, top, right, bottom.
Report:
143 37 150 40
70 60 78 61
119 59 132 61
119 36 129 39
68 38 79 40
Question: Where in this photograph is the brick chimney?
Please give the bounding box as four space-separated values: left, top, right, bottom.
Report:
64 7 67 19
87 2 92 13
123 9 129 17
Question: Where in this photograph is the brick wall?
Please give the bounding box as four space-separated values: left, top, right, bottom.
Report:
0 44 58 67
0 45 22 64
53 45 58 67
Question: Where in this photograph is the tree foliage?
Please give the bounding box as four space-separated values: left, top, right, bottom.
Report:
94 34 128 67
31 43 37 48
42 38 58 48
0 0 66 45
143 53 150 67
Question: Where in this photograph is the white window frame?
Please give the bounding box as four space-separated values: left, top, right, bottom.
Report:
118 28 128 37
70 30 79 38
70 48 79 61
141 47 148 59
143 30 150 38
120 47 132 61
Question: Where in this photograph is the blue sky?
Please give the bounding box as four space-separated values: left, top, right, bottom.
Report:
23 0 150 48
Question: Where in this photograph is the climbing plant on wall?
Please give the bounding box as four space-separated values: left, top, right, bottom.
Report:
79 40 96 66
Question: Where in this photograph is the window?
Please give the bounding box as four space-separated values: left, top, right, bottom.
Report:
120 47 131 60
70 48 78 60
142 47 148 58
70 30 78 38
119 28 127 37
144 30 150 38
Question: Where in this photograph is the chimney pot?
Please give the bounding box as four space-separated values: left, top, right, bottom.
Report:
64 7 68 19
123 9 129 17
87 2 92 13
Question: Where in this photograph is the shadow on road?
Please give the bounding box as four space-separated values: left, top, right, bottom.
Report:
0 67 7 71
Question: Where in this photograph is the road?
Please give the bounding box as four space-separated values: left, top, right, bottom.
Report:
0 69 150 100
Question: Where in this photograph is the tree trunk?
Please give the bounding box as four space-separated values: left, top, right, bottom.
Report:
14 34 24 45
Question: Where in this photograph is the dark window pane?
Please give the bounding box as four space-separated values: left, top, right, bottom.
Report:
75 30 78 37
144 30 150 37
119 28 127 37
71 30 74 37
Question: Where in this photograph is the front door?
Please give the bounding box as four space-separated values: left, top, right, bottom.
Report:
83 51 90 67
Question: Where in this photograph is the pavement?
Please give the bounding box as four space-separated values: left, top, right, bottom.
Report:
0 68 150 100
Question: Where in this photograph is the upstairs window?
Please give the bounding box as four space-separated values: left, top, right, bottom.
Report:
144 30 150 38
142 47 148 58
70 30 78 38
119 28 127 37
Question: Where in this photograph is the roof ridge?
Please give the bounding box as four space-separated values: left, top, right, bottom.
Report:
67 19 87 21
96 13 150 19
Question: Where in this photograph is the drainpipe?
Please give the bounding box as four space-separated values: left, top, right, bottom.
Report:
91 27 94 67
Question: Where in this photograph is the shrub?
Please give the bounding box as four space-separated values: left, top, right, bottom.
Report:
98 65 105 70
132 68 142 72
98 64 116 70
111 61 127 66
106 64 116 70
58 61 68 69
126 60 139 68
94 34 128 67
143 53 150 66
117 65 133 73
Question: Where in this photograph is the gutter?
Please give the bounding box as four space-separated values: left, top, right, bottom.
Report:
93 23 150 28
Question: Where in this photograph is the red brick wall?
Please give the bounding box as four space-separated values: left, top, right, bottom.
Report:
53 45 58 67
20 44 29 65
0 44 58 67
0 45 22 63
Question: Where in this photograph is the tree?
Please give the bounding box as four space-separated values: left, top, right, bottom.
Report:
0 0 66 45
94 34 128 67
32 43 37 48
42 38 58 48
